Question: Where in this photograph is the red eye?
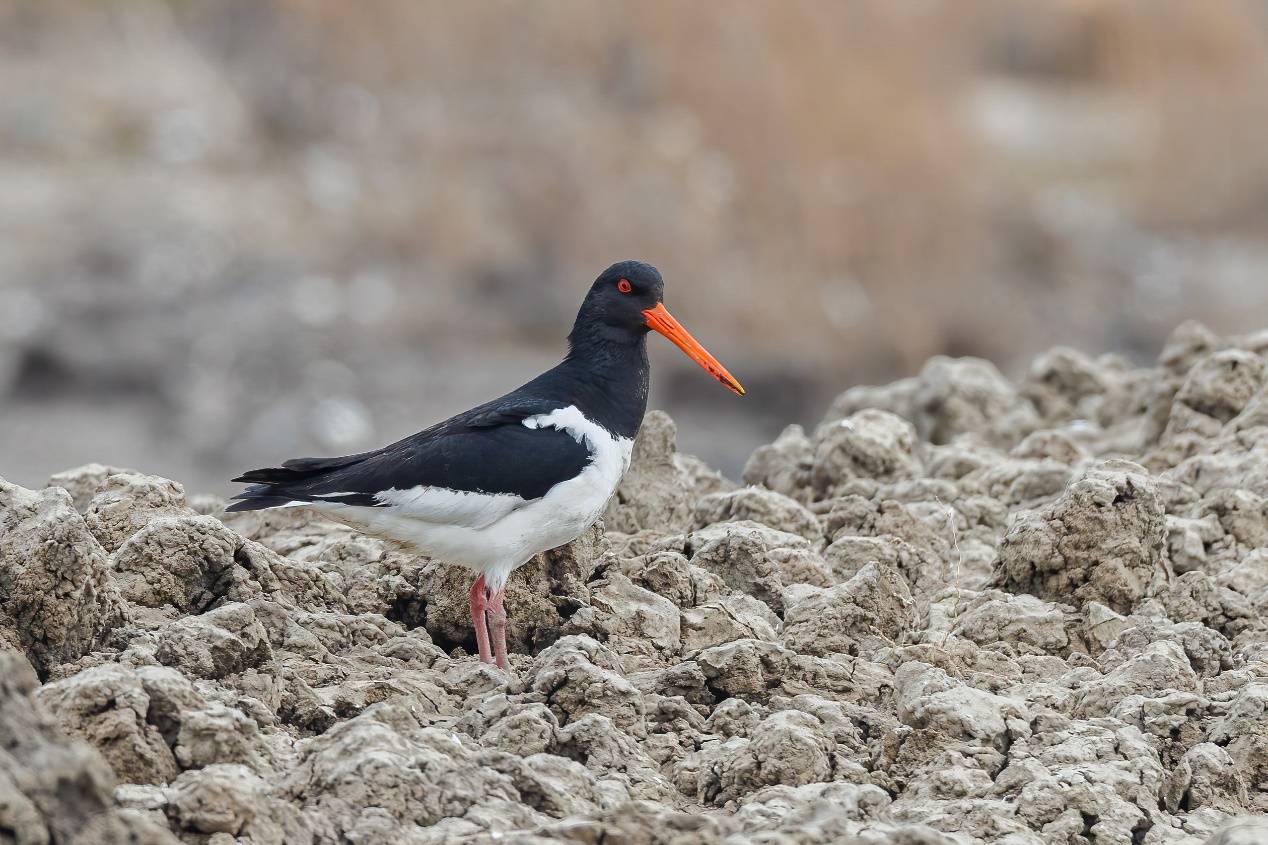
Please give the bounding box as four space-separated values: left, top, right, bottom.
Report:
617 278 633 294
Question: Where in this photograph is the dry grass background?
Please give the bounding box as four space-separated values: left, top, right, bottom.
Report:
3 0 1268 490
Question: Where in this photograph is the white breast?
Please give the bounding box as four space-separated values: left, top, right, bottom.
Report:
312 405 633 590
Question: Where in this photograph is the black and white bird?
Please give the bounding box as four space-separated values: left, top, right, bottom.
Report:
227 261 743 668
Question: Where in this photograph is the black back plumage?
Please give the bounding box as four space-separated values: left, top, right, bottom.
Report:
227 261 662 513
227 396 596 511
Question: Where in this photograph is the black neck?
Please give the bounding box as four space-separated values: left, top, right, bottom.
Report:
528 326 649 439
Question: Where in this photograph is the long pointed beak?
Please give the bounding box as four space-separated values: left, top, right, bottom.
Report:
643 302 745 396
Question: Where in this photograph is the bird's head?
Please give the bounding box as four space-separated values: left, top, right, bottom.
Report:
574 260 745 396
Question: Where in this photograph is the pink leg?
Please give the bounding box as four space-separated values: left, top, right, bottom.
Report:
488 588 509 669
468 576 493 664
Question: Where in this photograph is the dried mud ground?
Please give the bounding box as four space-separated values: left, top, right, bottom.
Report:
5 322 1268 845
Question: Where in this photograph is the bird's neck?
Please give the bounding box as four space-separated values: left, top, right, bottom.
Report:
554 330 649 439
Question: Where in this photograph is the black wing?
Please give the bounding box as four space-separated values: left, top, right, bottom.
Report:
226 397 591 514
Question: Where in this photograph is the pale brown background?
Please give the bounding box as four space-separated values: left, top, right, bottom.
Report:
3 1 1268 492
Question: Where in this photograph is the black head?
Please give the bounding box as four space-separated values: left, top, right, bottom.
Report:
576 260 665 336
568 259 745 396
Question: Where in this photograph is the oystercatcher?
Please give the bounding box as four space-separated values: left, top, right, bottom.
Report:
227 261 743 668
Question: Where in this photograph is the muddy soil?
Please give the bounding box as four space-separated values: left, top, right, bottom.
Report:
3 321 1268 844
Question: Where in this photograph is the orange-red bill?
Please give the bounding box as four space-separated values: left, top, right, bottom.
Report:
643 302 745 396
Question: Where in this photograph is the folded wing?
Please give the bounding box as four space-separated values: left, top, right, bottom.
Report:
227 402 594 529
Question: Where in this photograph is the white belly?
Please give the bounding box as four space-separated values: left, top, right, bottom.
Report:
313 406 633 590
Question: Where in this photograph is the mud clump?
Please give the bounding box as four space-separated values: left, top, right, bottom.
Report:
991 460 1168 613
0 480 127 677
4 321 1268 843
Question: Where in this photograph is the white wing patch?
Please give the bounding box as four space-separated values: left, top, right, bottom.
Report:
373 485 525 530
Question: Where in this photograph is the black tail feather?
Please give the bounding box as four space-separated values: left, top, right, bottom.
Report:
228 451 372 513
231 451 372 485
231 467 306 484
229 484 271 499
223 495 301 513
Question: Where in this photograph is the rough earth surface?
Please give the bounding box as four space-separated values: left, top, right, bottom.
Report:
4 322 1268 844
